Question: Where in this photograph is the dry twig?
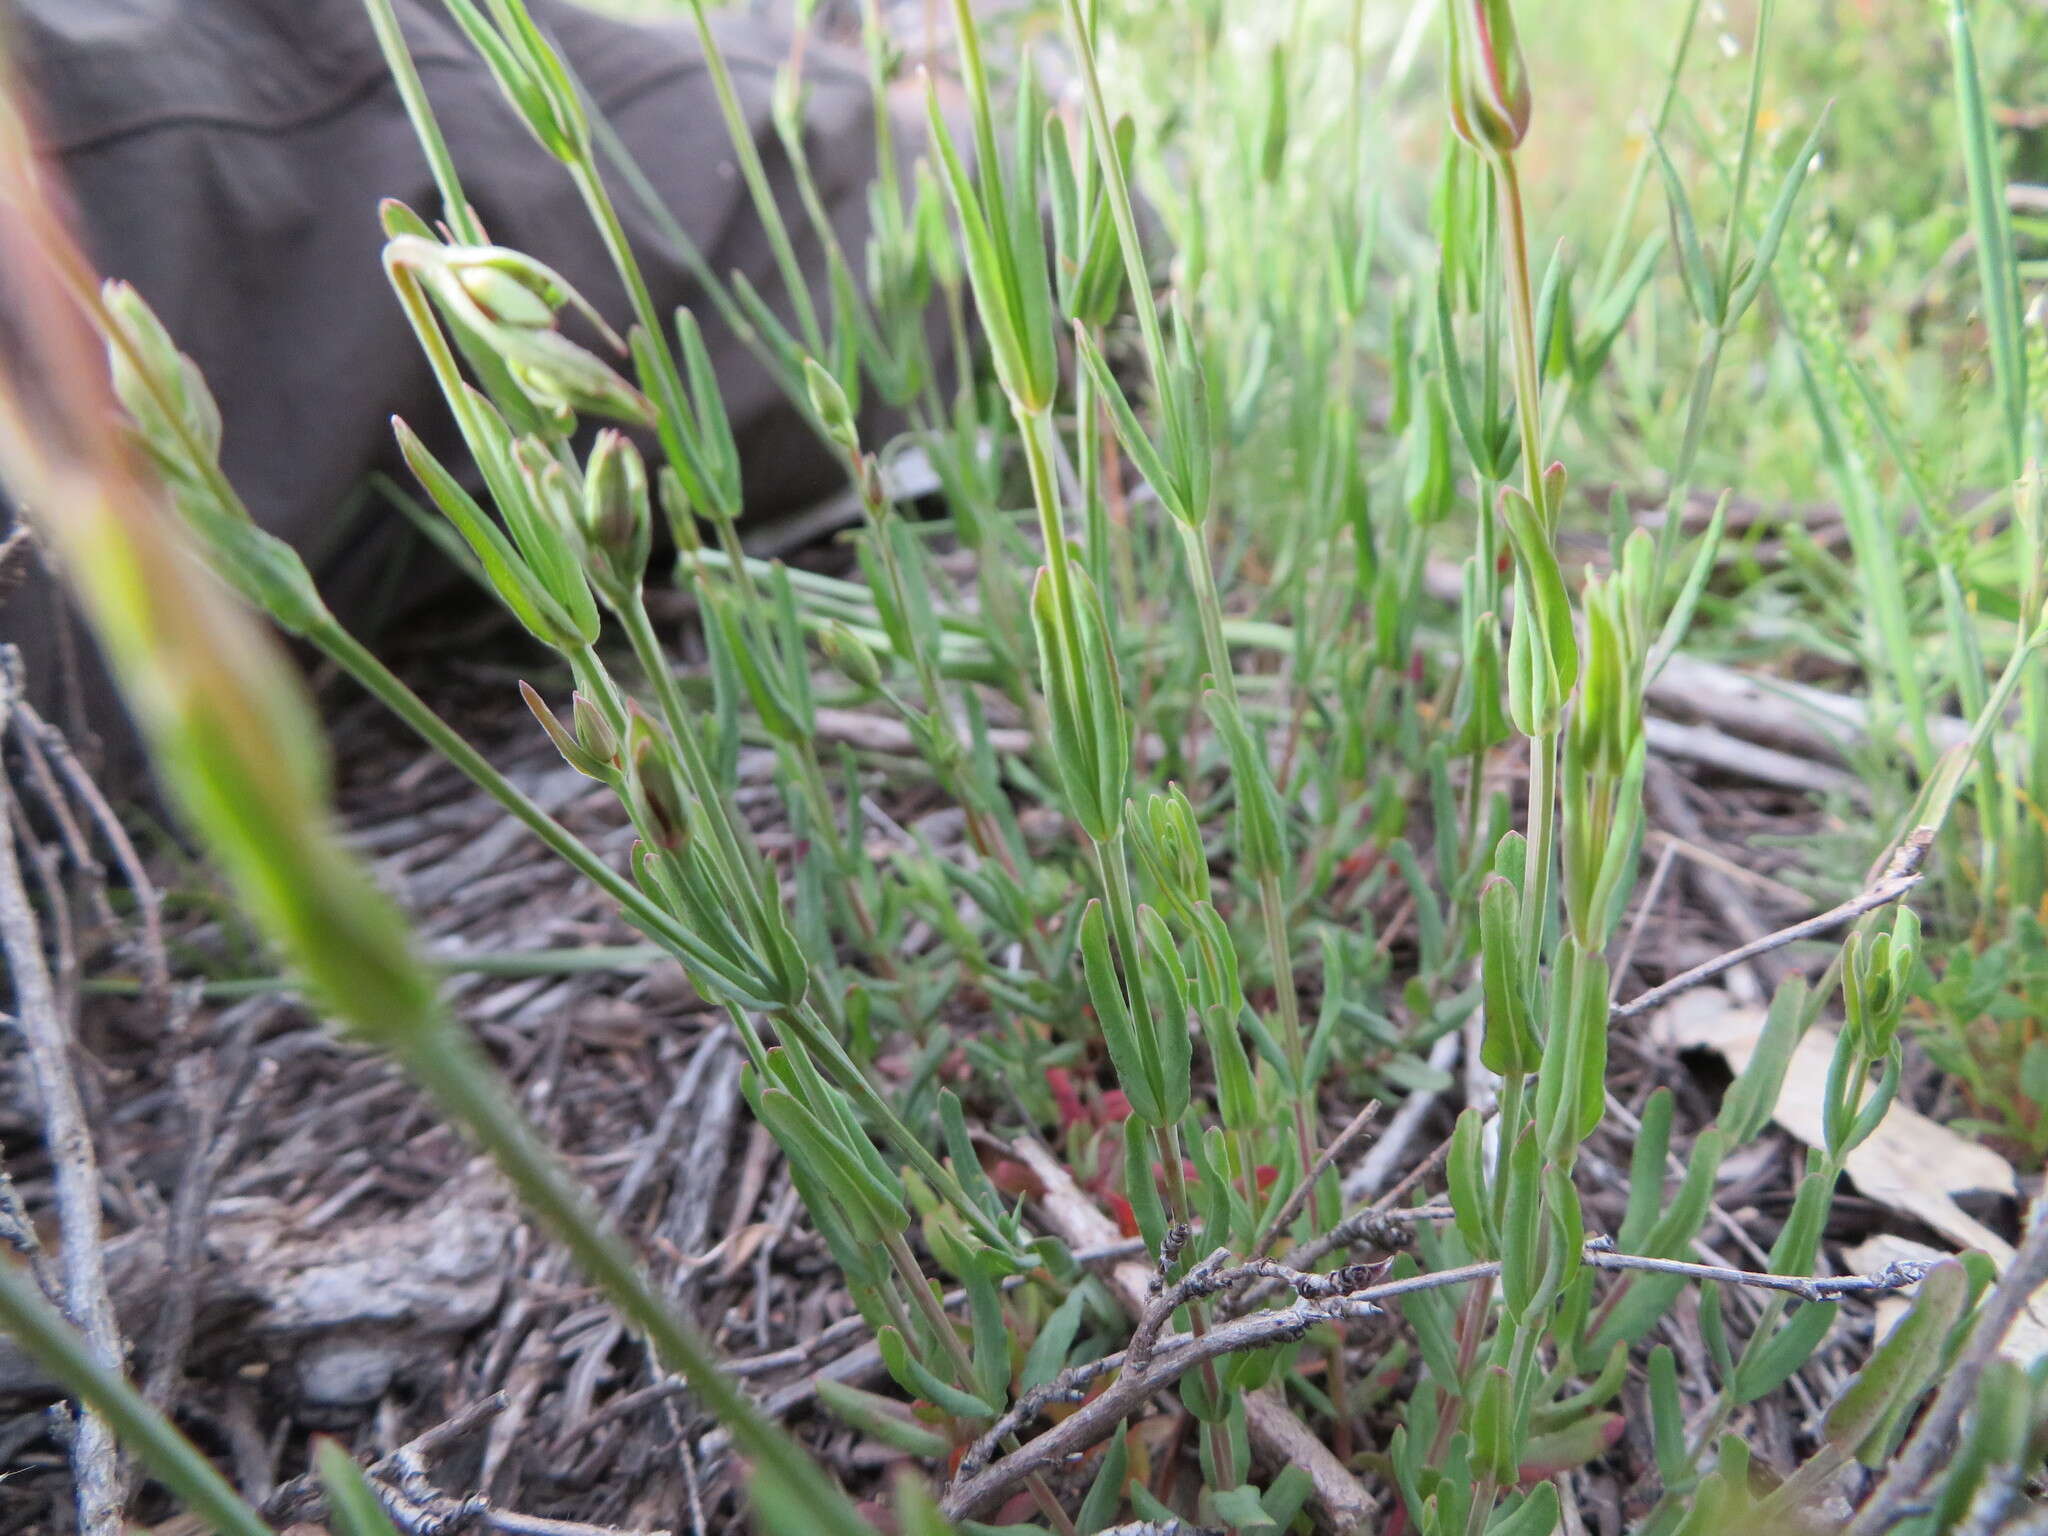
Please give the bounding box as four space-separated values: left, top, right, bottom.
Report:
0 654 124 1536
1254 1100 1377 1257
142 995 275 1412
1008 1136 1379 1534
14 692 170 1011
950 1176 1937 1527
1611 825 1932 1022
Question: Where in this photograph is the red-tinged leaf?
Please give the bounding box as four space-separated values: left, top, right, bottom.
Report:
988 1159 1044 1199
1106 1192 1139 1238
1046 1066 1087 1129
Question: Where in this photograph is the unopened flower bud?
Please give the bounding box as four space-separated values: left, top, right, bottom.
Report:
1445 0 1532 158
386 235 648 428
820 621 883 693
626 705 688 850
803 357 861 456
450 253 562 330
857 455 886 513
581 430 651 600
572 691 619 767
102 281 224 465
521 680 607 779
1132 784 1210 918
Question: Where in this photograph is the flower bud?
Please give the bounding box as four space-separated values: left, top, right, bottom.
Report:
521 680 607 778
625 705 688 850
820 621 883 693
803 357 861 457
571 691 619 767
386 235 650 428
1133 785 1210 917
449 250 564 331
1445 0 1532 158
856 455 887 513
102 281 223 467
581 430 651 601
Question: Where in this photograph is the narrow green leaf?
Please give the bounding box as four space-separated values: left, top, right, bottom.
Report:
1824 1260 1969 1464
816 1380 953 1459
1733 1301 1838 1405
317 1441 403 1536
1724 110 1829 324
1651 133 1722 326
877 1326 1001 1421
1648 1344 1687 1490
1080 900 1161 1124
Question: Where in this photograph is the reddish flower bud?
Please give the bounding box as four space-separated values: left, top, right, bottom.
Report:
1445 0 1532 157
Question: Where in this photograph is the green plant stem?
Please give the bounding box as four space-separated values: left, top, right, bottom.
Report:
1258 869 1318 1190
1076 341 1114 624
1151 1120 1240 1498
308 624 696 955
1020 404 1080 615
1170 495 1321 1190
1496 160 1545 515
879 1232 1081 1536
1521 726 1559 964
1493 156 1560 962
679 0 827 360
1090 834 1239 1493
362 0 484 244
1175 518 1235 695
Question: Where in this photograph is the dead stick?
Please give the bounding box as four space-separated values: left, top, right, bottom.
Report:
1611 826 1932 1021
17 695 171 1011
943 1291 1390 1523
1580 1240 1932 1303
1254 1100 1377 1257
1010 1136 1378 1535
0 661 124 1536
945 1238 1932 1525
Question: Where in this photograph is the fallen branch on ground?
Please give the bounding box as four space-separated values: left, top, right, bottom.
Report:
1611 826 1932 1022
952 1159 1940 1526
0 652 124 1536
1012 1136 1379 1535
